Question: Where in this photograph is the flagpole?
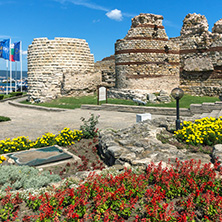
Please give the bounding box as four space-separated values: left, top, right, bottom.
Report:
15 62 17 92
20 41 22 92
6 60 8 95
9 38 12 92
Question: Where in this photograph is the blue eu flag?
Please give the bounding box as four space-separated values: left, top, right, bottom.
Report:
0 42 2 58
14 41 20 61
0 39 10 60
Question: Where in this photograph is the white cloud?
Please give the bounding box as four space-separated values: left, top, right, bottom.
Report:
163 20 181 29
55 0 108 11
93 19 100 23
0 1 15 5
106 9 123 21
22 50 27 55
0 35 10 39
54 0 133 21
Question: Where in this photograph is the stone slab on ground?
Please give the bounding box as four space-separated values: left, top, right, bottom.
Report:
6 145 81 167
136 113 152 123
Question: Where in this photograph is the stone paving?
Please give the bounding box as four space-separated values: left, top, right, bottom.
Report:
0 99 163 141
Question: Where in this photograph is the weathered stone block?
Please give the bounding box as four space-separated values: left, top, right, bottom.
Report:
107 146 128 158
136 113 152 123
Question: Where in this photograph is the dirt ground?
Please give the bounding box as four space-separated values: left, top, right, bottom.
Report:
41 137 107 180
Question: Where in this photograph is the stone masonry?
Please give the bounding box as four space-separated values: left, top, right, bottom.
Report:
94 55 115 87
98 118 212 168
28 13 222 102
28 37 99 102
95 13 222 97
115 13 180 94
171 13 222 96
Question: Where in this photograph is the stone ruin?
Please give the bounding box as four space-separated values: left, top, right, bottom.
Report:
27 37 100 102
115 13 180 94
171 13 222 96
94 55 115 87
98 13 222 99
27 13 222 103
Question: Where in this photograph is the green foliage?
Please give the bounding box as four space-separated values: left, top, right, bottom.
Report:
80 113 100 139
0 95 4 100
0 165 61 191
9 92 23 97
0 116 11 122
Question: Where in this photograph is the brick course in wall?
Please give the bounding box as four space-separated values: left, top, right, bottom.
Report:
114 13 180 94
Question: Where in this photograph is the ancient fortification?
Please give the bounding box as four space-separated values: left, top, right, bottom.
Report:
115 14 180 93
28 37 99 102
98 13 222 98
171 14 222 96
27 13 222 102
94 55 115 87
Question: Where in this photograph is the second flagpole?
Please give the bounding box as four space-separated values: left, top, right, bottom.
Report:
9 38 12 92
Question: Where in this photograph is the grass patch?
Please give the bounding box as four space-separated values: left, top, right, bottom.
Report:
0 116 11 122
20 94 220 109
21 95 99 109
21 95 137 109
0 92 25 100
146 94 220 108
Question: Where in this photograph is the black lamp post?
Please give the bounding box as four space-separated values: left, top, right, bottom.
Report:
171 88 184 131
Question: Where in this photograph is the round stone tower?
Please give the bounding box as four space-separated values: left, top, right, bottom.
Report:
28 37 97 102
115 13 180 93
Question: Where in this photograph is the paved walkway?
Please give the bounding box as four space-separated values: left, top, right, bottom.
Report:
0 100 164 141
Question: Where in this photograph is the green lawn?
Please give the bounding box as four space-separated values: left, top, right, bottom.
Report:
0 92 25 100
0 116 11 122
20 94 220 109
145 94 220 108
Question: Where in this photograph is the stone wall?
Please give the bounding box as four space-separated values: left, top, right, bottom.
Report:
28 13 222 102
112 13 222 97
171 13 222 96
115 13 180 94
94 55 115 87
28 37 98 102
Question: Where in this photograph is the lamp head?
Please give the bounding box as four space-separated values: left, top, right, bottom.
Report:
171 87 184 100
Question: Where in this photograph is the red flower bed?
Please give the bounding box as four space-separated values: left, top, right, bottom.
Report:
1 159 222 221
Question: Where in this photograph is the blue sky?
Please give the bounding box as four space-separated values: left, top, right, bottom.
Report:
0 0 221 71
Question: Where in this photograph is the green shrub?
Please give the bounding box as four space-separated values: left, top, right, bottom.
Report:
0 95 4 100
80 113 100 139
0 116 11 122
9 92 23 97
0 165 61 190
